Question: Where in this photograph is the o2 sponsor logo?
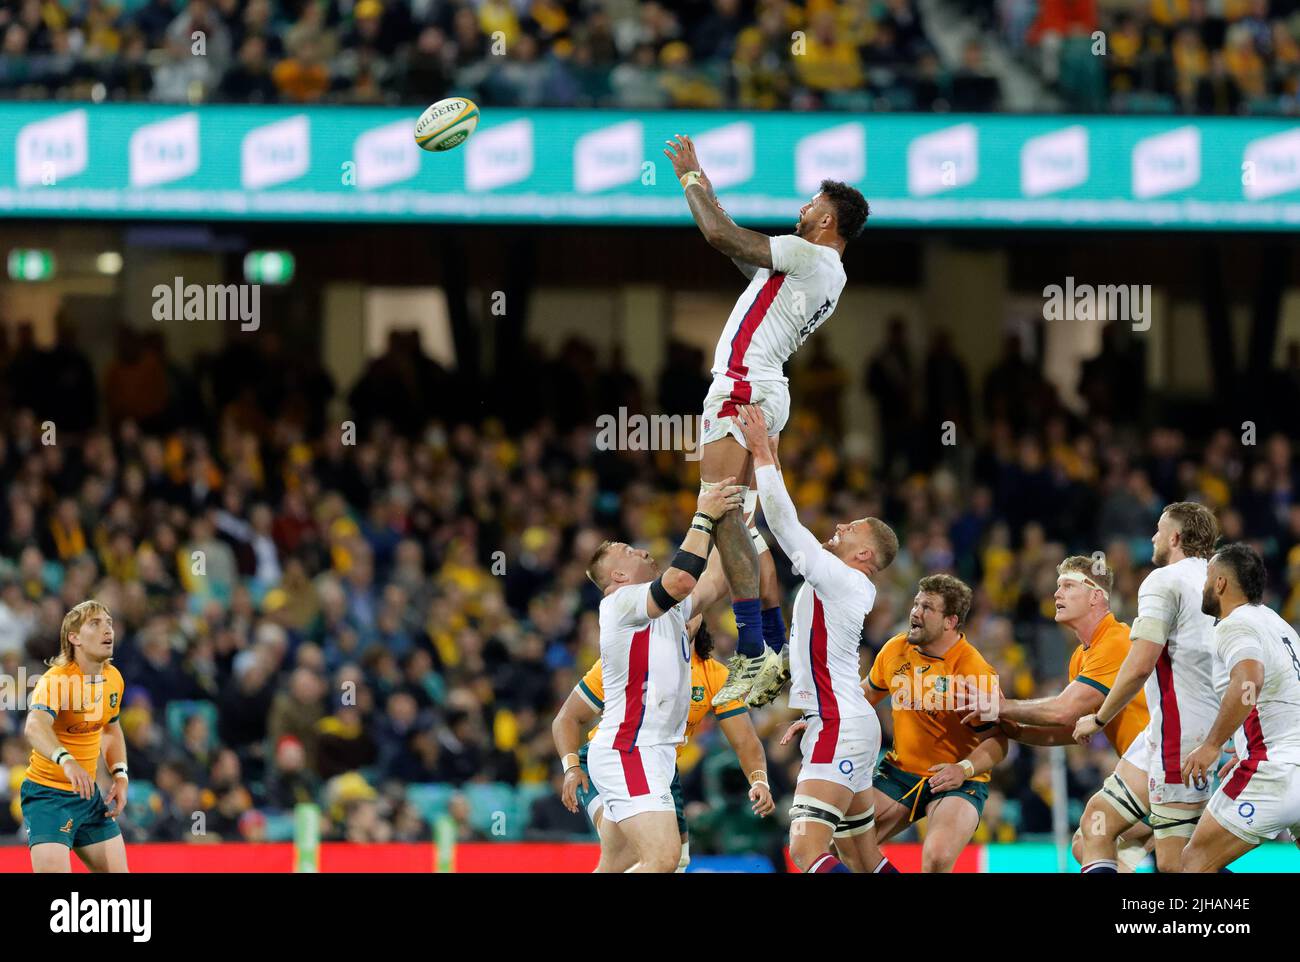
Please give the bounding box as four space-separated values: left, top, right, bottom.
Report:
1238 801 1255 824
839 759 854 775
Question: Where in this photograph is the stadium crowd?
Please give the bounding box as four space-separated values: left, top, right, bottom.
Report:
2 0 1298 115
0 318 1298 860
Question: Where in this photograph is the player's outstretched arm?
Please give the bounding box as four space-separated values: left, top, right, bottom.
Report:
685 549 730 617
968 679 1102 728
999 719 1077 746
734 404 826 575
646 480 744 619
1073 638 1161 743
664 134 773 269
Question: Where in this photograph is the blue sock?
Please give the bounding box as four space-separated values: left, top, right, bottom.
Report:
1081 860 1118 873
733 598 764 658
762 606 787 653
1219 867 1234 873
808 853 852 873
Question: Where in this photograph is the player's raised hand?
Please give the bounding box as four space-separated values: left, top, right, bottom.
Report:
926 763 966 793
1181 741 1218 789
749 781 775 818
734 404 770 458
663 134 702 179
779 718 807 746
61 757 95 800
104 776 128 818
1072 712 1102 745
561 766 589 814
697 476 744 520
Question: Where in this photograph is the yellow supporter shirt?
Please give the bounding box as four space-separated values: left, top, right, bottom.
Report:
576 652 747 757
1068 612 1150 755
24 662 124 791
868 633 998 781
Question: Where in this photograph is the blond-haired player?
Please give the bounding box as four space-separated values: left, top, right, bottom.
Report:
960 555 1154 871
21 600 129 873
1072 502 1221 873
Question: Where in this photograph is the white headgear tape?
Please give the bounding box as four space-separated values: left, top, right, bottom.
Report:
1059 569 1109 599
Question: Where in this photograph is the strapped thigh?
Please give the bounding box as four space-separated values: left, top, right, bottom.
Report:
1098 771 1149 828
834 806 876 839
789 794 844 831
1149 802 1202 840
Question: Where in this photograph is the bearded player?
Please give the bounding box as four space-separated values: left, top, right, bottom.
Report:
21 600 129 873
663 134 870 709
735 404 899 874
1182 544 1300 872
959 555 1154 871
1072 502 1221 873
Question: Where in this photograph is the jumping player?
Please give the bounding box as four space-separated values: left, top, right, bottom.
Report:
961 555 1153 870
735 404 899 874
663 133 870 708
552 609 775 873
21 600 130 873
1072 502 1221 873
1181 544 1300 872
569 479 744 872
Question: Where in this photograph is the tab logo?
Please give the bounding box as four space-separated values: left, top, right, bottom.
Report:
1243 129 1300 200
694 122 754 190
575 121 643 193
795 122 864 195
466 119 533 192
130 113 200 188
908 123 977 196
241 114 310 190
16 109 87 188
1132 126 1199 198
1021 125 1088 197
354 119 421 191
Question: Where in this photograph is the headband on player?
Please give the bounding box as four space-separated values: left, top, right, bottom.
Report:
1059 569 1109 599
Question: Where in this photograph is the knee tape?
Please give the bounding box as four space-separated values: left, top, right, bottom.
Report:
1117 836 1150 870
750 523 770 555
676 840 690 873
1149 802 1201 840
834 806 876 839
1097 772 1149 828
789 794 844 831
742 487 757 518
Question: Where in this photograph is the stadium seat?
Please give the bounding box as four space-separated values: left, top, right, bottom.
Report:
165 700 220 750
126 780 159 830
406 783 457 825
263 813 296 842
464 782 520 839
1058 36 1105 111
515 783 552 831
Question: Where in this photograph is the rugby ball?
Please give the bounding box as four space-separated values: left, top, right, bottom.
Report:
414 97 480 152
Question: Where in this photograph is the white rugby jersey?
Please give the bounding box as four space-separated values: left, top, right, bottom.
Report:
753 465 874 720
710 234 847 388
1215 603 1300 767
1135 556 1221 782
589 583 692 751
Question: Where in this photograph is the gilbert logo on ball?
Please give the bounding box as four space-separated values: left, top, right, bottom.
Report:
415 98 480 153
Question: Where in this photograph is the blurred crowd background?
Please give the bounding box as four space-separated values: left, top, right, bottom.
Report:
2 0 1300 115
0 317 1295 863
